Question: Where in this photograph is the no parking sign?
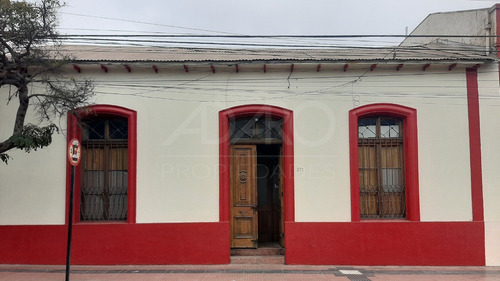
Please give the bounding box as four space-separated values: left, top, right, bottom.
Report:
68 138 81 166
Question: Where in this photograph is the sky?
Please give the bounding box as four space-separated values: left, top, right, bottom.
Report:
57 0 500 47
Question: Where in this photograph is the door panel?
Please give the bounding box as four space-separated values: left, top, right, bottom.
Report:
231 145 258 248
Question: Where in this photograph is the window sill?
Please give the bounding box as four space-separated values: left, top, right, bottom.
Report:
359 219 409 223
75 221 130 225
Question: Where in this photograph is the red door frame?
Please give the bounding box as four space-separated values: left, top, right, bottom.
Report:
219 104 295 226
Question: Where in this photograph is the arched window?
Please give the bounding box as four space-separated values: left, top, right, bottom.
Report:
67 105 137 223
349 104 419 221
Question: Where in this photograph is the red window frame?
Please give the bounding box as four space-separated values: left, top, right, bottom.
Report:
66 105 137 224
349 103 420 222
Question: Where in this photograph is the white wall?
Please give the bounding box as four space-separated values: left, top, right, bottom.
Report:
0 63 476 225
0 87 67 225
418 102 472 222
478 63 500 266
135 98 222 222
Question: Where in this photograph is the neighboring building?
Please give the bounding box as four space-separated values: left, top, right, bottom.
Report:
1 5 500 266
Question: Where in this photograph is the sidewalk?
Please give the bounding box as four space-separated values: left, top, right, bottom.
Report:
0 264 499 281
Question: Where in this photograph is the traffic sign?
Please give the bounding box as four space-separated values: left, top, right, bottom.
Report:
68 139 81 166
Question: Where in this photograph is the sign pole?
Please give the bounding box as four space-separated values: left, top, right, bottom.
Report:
65 165 75 281
66 139 81 281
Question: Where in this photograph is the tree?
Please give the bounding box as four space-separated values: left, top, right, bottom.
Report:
0 0 94 163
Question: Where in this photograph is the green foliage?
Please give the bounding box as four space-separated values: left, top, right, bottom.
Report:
10 123 58 153
0 0 61 47
0 124 58 164
0 0 95 163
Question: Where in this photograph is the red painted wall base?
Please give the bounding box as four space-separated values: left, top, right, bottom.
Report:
285 221 485 266
0 222 229 265
0 221 485 265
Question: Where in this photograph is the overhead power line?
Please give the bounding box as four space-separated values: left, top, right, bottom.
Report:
56 33 498 50
58 34 500 38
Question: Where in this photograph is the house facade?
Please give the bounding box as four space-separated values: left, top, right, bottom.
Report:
1 5 500 266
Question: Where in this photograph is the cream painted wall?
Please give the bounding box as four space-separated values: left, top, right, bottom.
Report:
0 64 478 225
479 64 500 222
348 68 473 222
417 102 473 222
486 222 500 266
0 87 67 225
478 64 500 266
135 99 222 222
292 101 351 222
78 71 223 223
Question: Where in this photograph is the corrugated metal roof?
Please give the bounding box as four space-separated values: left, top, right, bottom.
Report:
59 43 495 64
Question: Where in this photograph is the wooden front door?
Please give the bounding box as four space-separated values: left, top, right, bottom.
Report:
230 145 258 248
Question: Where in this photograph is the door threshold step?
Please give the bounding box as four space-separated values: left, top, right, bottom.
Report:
230 255 285 264
231 247 285 256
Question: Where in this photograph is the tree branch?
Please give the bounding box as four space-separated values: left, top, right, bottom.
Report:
0 139 15 155
0 36 19 62
14 84 30 135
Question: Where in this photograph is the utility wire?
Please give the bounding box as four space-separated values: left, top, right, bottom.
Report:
58 34 500 38
57 41 495 57
56 36 496 53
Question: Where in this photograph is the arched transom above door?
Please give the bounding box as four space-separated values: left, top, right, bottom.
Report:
229 116 283 144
